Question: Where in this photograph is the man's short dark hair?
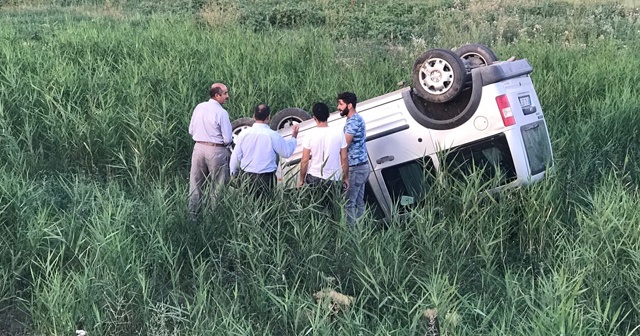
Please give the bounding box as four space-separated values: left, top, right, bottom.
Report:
337 92 357 108
254 104 271 121
312 102 330 122
210 86 224 98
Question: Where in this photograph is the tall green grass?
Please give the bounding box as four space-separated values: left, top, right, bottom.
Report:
2 165 639 334
1 1 639 335
0 14 406 183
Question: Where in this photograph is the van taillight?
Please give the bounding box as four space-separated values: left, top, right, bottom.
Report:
496 94 515 126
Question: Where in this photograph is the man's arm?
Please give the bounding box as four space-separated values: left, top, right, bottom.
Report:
220 112 233 145
229 135 243 176
188 112 196 136
345 133 354 147
298 148 310 187
340 147 349 190
273 125 299 158
229 148 241 176
344 118 356 147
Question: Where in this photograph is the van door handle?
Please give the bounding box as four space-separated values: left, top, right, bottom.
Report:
376 155 395 164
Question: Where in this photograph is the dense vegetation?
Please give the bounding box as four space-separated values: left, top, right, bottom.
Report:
1 0 639 334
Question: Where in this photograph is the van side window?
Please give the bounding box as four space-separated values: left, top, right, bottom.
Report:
363 182 386 220
381 157 436 213
442 133 517 185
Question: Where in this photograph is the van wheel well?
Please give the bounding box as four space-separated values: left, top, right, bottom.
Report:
231 117 255 149
455 44 499 69
404 73 482 130
270 108 312 130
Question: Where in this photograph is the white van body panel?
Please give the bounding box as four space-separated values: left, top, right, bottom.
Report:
272 59 554 219
429 83 507 151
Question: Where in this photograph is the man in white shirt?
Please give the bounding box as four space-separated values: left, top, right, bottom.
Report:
230 104 299 197
188 82 233 220
298 102 349 218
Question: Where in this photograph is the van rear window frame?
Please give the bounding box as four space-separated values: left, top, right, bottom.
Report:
441 133 517 186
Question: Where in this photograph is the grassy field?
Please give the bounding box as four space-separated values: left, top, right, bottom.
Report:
1 0 640 335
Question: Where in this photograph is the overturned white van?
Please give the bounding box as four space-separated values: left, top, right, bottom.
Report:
232 44 554 220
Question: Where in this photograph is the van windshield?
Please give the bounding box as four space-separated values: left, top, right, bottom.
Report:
381 157 436 213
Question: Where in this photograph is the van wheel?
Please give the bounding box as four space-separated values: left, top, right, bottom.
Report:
270 108 312 130
231 117 254 149
455 44 498 68
412 48 467 103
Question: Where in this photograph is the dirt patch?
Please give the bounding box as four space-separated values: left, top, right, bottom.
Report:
196 0 240 27
313 288 354 318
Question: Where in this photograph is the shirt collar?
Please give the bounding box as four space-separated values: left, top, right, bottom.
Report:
208 99 222 107
253 123 270 128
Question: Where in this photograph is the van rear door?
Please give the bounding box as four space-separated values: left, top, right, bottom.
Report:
502 75 554 176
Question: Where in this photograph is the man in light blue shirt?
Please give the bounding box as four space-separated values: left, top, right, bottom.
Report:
230 104 299 197
338 91 370 227
188 82 233 221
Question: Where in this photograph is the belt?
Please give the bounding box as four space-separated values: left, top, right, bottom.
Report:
349 161 367 167
196 141 226 147
244 171 276 176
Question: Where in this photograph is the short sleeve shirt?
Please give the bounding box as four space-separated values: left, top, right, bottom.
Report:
344 113 368 166
302 127 347 181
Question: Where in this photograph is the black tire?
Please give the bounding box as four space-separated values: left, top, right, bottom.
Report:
455 44 499 68
231 117 254 149
412 48 467 103
403 75 482 130
270 108 312 131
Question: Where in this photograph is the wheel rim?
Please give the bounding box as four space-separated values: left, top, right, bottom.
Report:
461 52 489 67
276 116 305 130
231 125 251 148
418 57 455 95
